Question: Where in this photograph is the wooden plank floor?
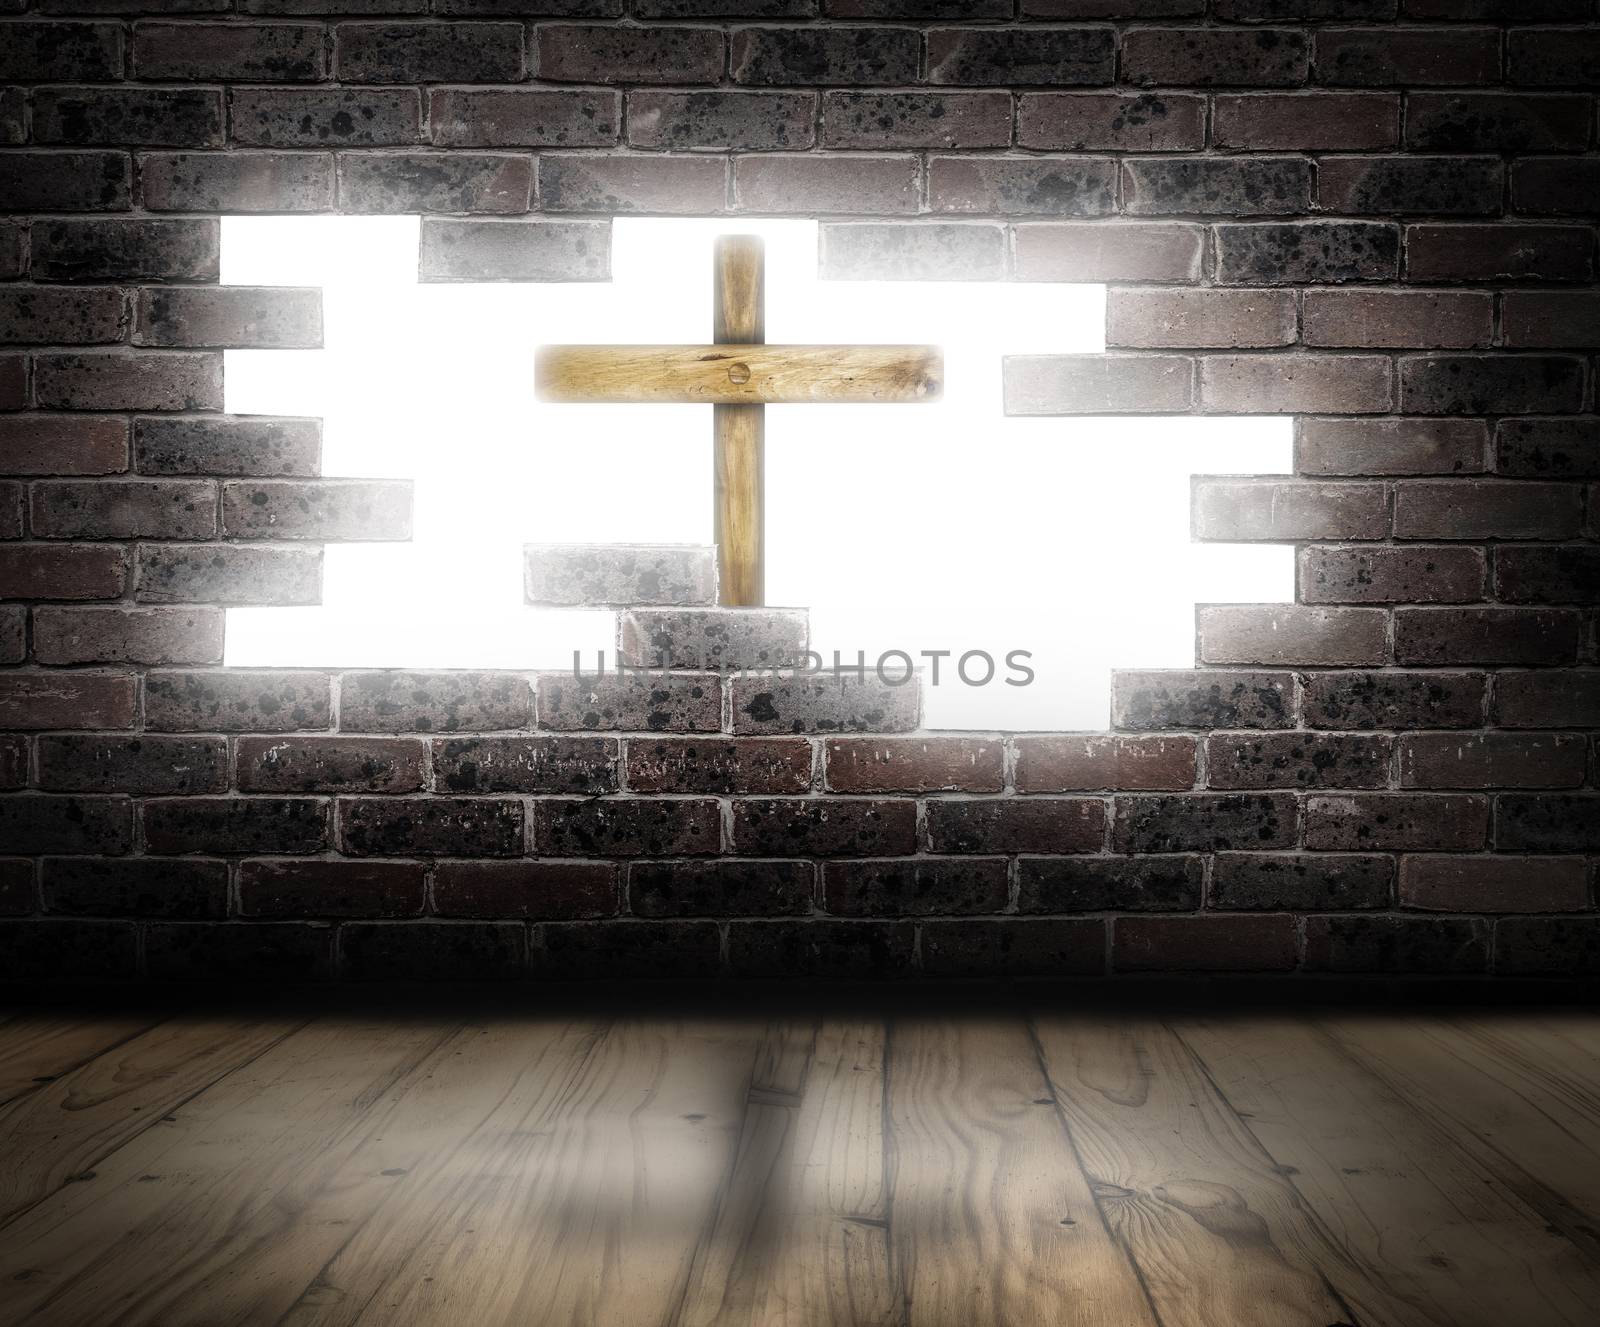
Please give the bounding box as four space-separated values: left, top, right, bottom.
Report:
2 1001 1599 1326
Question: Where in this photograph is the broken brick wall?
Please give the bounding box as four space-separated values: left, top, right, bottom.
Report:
1 1 1597 982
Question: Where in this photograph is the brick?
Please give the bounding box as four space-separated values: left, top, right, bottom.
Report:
1113 792 1297 851
1215 222 1400 285
31 218 219 282
1304 915 1488 973
1212 92 1398 150
42 857 228 918
1304 290 1491 350
536 796 721 856
434 735 617 793
0 672 135 730
1112 669 1294 731
35 352 222 412
1305 670 1485 731
33 605 222 664
0 23 122 81
0 543 126 599
625 737 806 794
524 543 713 608
430 90 616 152
1400 356 1586 417
1201 355 1393 415
1018 855 1201 913
1498 795 1600 852
34 87 223 147
927 27 1113 86
1512 159 1600 216
0 357 26 411
339 152 531 214
1025 0 1203 12
926 799 1105 854
36 734 225 793
822 858 1007 917
1125 28 1307 86
1496 918 1600 976
135 287 322 349
1300 545 1484 604
827 0 1006 13
0 224 21 280
1297 419 1485 478
1004 355 1194 414
1314 27 1500 86
221 479 412 540
0 919 137 980
1014 735 1195 793
1305 791 1487 850
1200 606 1389 668
629 91 811 152
730 28 921 86
146 921 331 981
1013 222 1202 282
0 151 130 212
1215 0 1397 14
237 736 426 793
1405 0 1588 15
420 219 608 283
145 668 331 731
1107 288 1294 350
0 605 21 660
1323 155 1504 217
1396 607 1579 666
134 415 319 476
1126 157 1313 219
539 24 722 84
732 797 916 857
928 157 1111 217
1212 852 1392 910
537 670 720 733
1407 92 1592 153
1019 92 1204 152
335 22 524 82
0 740 23 792
435 0 621 10
0 88 17 145
1494 671 1600 729
539 155 725 215
238 859 425 918
232 87 423 147
1207 732 1391 790
730 672 920 734
134 23 324 81
37 481 213 550
0 287 122 345
1504 294 1600 351
823 91 1011 150
341 670 529 732
1393 480 1582 539
542 921 720 980
436 861 617 921
1193 479 1389 541
620 607 806 670
822 223 1006 281
0 860 33 914
1407 224 1594 284
638 0 808 9
922 919 1106 978
341 922 523 981
1114 915 1298 972
1495 547 1600 605
0 794 130 854
737 155 920 216
340 796 522 857
1400 732 1586 791
826 736 1001 794
628 860 808 918
1509 28 1600 87
144 796 327 854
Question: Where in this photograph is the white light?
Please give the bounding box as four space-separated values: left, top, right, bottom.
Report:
222 217 1291 730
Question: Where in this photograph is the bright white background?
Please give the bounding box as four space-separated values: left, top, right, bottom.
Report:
222 217 1291 730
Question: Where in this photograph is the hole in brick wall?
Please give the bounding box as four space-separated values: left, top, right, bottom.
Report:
223 217 1291 730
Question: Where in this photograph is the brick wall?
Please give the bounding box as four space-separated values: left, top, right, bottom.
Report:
1 0 1597 983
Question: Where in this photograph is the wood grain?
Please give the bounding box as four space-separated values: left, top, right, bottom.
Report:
0 1013 157 1108
714 235 764 608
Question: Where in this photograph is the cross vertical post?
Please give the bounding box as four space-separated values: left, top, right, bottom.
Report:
713 236 765 607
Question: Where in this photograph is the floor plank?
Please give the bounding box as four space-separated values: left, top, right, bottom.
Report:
0 1013 160 1108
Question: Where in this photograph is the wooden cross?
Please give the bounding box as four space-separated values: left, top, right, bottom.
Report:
535 235 943 607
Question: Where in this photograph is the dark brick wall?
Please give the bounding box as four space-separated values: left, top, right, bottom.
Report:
1 1 1597 983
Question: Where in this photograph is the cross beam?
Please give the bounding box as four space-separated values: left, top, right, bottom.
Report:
534 236 943 607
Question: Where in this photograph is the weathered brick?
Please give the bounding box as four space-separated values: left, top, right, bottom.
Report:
37 733 225 793
238 736 426 793
1201 355 1393 414
543 920 721 980
1407 92 1592 153
144 669 331 732
1407 224 1594 284
1125 27 1307 86
144 796 328 854
0 152 130 212
1512 159 1600 216
1509 28 1600 87
432 88 615 150
932 156 1113 216
537 670 720 733
1400 732 1586 791
0 919 137 980
1304 915 1488 973
1018 855 1201 912
0 357 26 411
1108 288 1294 350
420 218 609 282
134 23 325 81
926 798 1105 854
1200 605 1389 668
1315 26 1500 86
927 27 1113 86
1319 156 1503 216
341 921 523 981
1020 92 1204 151
1113 792 1297 851
827 0 1006 13
1298 419 1486 478
1112 669 1294 731
221 479 412 540
0 672 135 730
1193 479 1389 541
1126 157 1312 218
0 605 21 660
1405 0 1587 15
146 921 331 981
1025 0 1204 13
1497 794 1600 851
620 607 806 670
1212 92 1398 149
1395 607 1580 666
435 861 617 920
1214 0 1397 15
0 543 126 599
922 918 1107 977
1304 290 1491 350
134 415 319 477
0 794 130 854
434 735 617 793
732 797 916 857
135 287 322 349
630 91 812 151
1495 547 1600 605
1503 293 1600 351
42 857 228 918
539 24 722 84
1013 222 1203 282
1400 356 1586 416
0 287 123 345
827 736 1001 794
625 737 807 794
540 155 726 214
0 22 122 82
1494 670 1600 729
1114 914 1298 972
731 28 921 86
1401 855 1586 914
0 224 22 280
737 155 920 215
30 218 219 282
1005 354 1194 414
1496 918 1600 976
524 543 713 608
335 22 525 83
35 351 222 412
1392 480 1582 539
238 859 425 918
0 740 24 793
338 152 532 214
823 858 1007 916
1303 670 1484 730
1300 545 1485 604
822 222 1006 281
1014 735 1195 793
1207 732 1392 790
628 860 809 918
823 91 1012 150
1215 222 1400 285
341 670 530 732
536 796 721 856
731 672 920 735
1212 852 1392 910
33 604 222 664
1304 791 1487 850
341 796 522 857
34 87 224 147
232 87 423 147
